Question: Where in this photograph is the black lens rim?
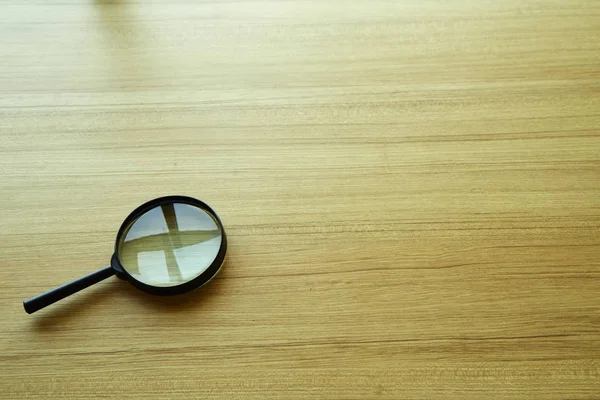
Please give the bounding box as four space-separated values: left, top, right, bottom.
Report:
111 195 227 296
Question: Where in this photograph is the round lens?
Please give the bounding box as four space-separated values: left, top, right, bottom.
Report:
117 202 223 288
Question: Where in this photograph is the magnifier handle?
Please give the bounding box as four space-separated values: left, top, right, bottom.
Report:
23 266 115 314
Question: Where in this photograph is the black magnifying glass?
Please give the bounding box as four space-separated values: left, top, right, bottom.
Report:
23 196 227 314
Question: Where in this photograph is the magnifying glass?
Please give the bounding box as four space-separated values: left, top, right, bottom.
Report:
23 196 227 314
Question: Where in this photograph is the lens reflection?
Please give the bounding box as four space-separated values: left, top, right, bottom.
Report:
117 203 222 287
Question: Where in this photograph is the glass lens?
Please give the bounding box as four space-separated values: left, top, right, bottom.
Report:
117 202 223 287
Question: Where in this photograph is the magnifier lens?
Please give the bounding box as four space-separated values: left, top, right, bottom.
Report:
117 202 223 287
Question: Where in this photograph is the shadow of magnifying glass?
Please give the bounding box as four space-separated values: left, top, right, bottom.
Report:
31 263 229 331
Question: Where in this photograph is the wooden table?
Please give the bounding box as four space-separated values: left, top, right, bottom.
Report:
1 1 599 398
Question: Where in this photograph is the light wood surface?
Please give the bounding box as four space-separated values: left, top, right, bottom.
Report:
1 1 599 398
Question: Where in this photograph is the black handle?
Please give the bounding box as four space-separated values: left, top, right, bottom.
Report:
23 266 115 314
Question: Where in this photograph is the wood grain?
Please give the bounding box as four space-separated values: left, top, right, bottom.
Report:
1 0 599 398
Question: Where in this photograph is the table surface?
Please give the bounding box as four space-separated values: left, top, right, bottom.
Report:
1 1 599 399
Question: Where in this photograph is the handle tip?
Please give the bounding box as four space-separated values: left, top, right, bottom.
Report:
23 301 35 314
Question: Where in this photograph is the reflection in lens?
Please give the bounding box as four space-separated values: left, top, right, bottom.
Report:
117 203 223 287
